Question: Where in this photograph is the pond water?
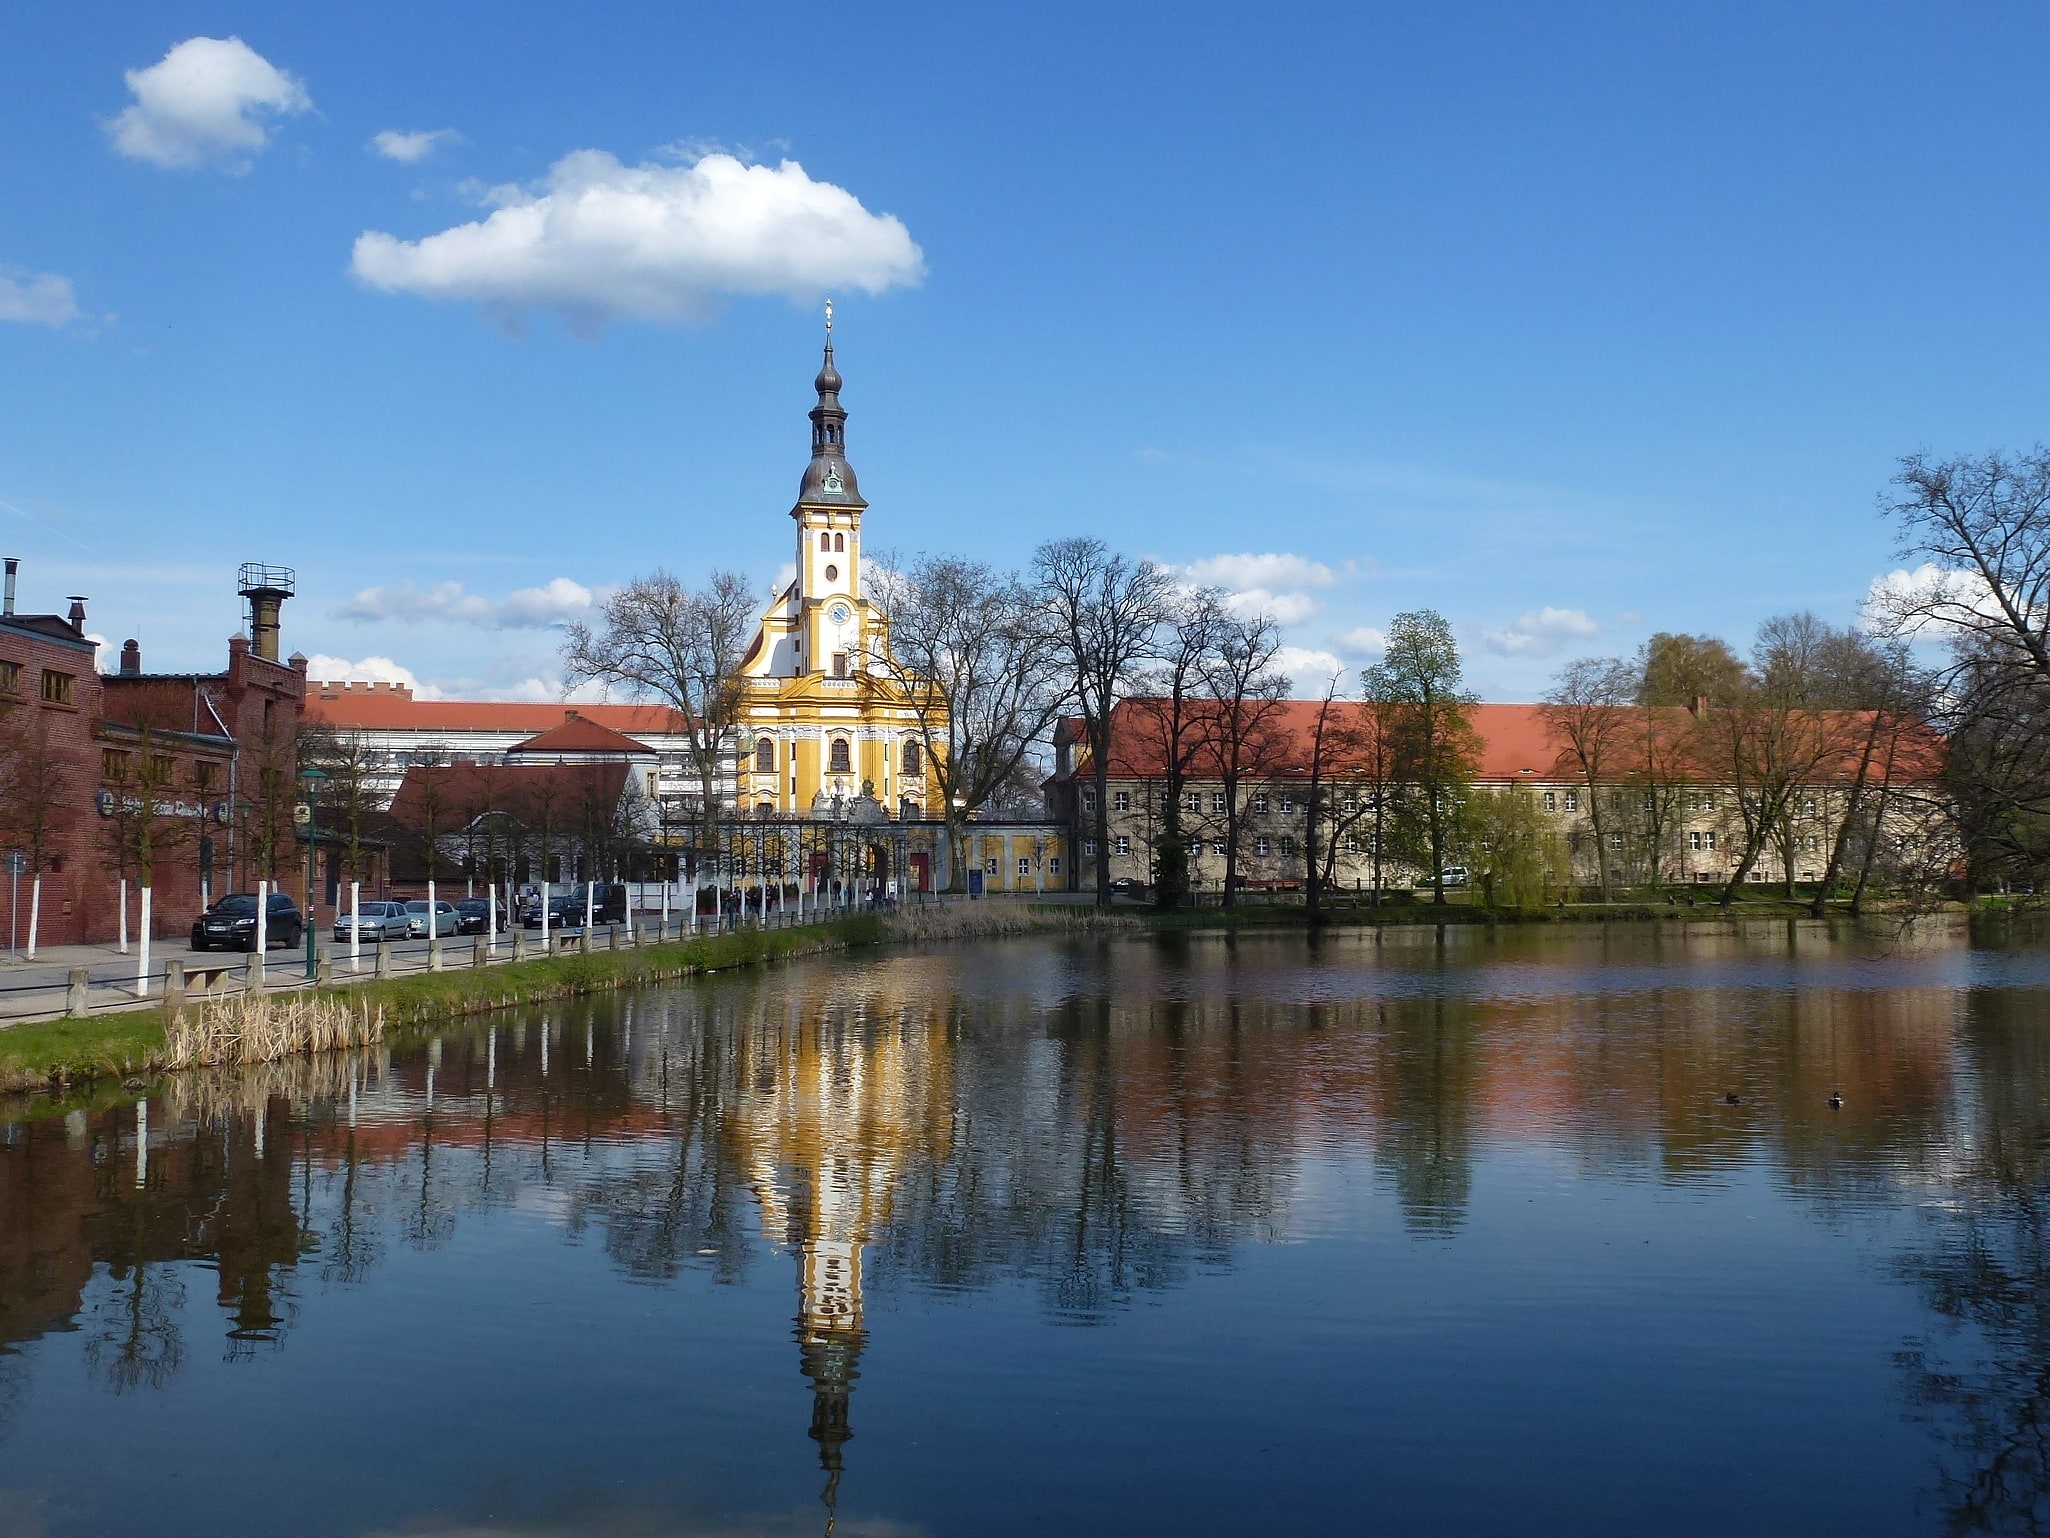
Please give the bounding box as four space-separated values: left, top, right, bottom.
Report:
2 921 2049 1536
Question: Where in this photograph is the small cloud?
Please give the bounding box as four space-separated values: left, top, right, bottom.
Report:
372 128 461 163
335 576 595 630
1338 625 1388 657
1863 561 1999 637
1229 588 1320 625
1275 645 1344 683
304 653 442 699
1482 606 1599 658
1615 610 1643 624
106 36 310 171
351 148 925 333
771 561 797 595
1180 552 1349 630
1183 552 1342 592
0 266 81 328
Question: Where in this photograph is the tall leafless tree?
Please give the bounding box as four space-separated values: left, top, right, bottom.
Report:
1033 538 1174 907
564 569 757 858
1202 607 1291 908
1541 655 1637 900
1128 586 1228 909
868 553 1070 891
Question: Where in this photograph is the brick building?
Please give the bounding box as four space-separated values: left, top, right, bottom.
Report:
0 559 307 947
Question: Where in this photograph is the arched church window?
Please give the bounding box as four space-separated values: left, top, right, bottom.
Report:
755 738 775 774
820 532 831 552
830 738 852 774
902 739 922 775
834 532 845 552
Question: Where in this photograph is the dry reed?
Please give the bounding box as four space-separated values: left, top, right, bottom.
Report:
164 992 385 1070
882 903 1136 945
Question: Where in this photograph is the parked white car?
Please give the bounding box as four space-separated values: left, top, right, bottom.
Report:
404 899 460 937
335 900 411 943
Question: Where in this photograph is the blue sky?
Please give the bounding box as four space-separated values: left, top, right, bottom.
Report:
3 2 2047 700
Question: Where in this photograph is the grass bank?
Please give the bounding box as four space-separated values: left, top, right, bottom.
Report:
0 904 1134 1100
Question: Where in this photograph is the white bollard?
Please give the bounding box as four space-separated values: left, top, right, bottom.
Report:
350 881 361 972
585 880 594 936
488 883 498 954
118 876 129 954
540 879 550 951
254 879 268 986
26 874 40 960
136 885 152 997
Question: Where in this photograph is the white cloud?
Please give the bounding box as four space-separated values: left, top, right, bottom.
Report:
106 37 310 171
0 266 80 328
350 149 925 331
1275 645 1345 684
1338 625 1388 657
1230 587 1323 625
304 654 442 699
372 128 460 163
1481 606 1599 657
1180 551 1348 628
1183 553 1341 592
1862 562 2001 636
335 576 595 629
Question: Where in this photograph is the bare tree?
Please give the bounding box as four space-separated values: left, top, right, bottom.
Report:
1202 607 1291 908
564 569 757 856
1299 670 1366 921
297 724 386 890
1128 586 1227 909
868 553 1069 891
0 702 76 948
1876 449 2050 888
1033 538 1174 907
1693 614 1857 905
1542 656 1637 901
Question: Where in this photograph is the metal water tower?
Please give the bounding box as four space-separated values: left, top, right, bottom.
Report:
238 563 295 662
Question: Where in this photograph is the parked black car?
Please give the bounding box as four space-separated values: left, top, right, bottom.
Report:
191 891 303 952
523 881 629 929
1108 877 1151 901
453 897 493 935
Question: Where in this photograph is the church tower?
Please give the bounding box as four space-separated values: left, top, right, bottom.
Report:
791 300 872 681
733 306 935 821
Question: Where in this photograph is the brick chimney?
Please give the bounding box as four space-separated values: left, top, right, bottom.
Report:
119 639 140 676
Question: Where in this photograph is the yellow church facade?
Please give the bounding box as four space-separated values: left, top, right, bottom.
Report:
733 316 937 823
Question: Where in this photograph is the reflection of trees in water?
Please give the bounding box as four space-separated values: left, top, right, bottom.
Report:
1376 997 1478 1236
1896 991 2050 1535
83 1262 186 1393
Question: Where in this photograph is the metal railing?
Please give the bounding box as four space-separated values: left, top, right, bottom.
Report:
0 898 896 1024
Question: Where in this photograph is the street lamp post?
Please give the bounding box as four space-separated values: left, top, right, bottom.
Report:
299 765 328 982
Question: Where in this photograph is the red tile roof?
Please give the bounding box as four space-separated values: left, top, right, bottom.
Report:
304 686 688 738
1072 699 1942 785
506 711 657 757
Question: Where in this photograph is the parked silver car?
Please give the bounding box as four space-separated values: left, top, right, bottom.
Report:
405 899 460 938
335 900 412 943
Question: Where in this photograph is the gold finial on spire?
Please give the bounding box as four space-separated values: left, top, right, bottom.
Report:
825 297 833 337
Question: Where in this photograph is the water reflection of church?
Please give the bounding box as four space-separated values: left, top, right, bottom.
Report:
725 996 950 1520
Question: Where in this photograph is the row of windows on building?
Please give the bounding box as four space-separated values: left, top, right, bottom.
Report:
984 855 1063 876
1085 785 1830 821
101 748 218 788
1084 834 1313 859
0 659 75 704
753 737 923 776
816 530 849 552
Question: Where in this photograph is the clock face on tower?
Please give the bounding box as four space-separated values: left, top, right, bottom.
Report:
828 602 852 624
